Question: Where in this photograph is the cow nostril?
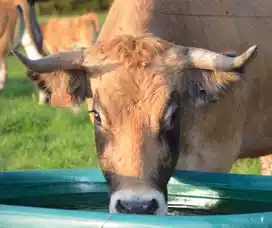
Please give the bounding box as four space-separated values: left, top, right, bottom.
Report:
116 199 130 213
115 198 159 214
146 199 159 214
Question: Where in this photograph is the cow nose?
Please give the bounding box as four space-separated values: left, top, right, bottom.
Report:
115 198 159 214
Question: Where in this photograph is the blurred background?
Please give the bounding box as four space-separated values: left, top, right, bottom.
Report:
36 0 112 16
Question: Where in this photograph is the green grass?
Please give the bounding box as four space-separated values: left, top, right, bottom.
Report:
232 159 260 175
0 55 99 171
0 12 260 175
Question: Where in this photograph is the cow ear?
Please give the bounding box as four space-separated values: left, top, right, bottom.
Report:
13 48 94 106
185 68 241 107
66 69 93 106
185 52 246 107
27 68 93 107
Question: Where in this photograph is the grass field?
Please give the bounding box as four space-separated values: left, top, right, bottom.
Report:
0 12 260 174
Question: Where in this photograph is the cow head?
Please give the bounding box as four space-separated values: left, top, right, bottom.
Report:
12 34 257 215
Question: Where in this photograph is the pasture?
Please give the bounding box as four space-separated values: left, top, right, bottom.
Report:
0 12 260 174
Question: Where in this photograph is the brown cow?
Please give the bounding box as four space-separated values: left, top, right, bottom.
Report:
0 0 46 103
0 4 24 90
13 0 263 216
35 12 100 107
39 12 100 54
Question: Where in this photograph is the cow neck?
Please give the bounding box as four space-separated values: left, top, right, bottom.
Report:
98 0 155 40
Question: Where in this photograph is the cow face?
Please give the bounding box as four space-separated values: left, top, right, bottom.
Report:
89 64 181 216
12 34 257 215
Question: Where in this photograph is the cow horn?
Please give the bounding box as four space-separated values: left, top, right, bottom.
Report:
184 45 258 71
12 49 86 73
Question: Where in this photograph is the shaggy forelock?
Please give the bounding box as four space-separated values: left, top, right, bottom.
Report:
86 34 172 69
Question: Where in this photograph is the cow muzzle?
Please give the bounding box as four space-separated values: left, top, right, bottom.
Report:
109 188 167 215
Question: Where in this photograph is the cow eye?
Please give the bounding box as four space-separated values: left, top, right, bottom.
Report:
88 110 102 126
94 112 101 125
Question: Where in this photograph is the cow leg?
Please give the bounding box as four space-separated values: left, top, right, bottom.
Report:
260 154 272 175
21 30 50 104
0 60 7 90
38 90 49 105
21 29 43 61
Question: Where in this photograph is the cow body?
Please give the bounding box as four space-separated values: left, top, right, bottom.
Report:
14 0 268 215
40 12 100 54
36 12 100 107
94 0 272 172
0 0 46 103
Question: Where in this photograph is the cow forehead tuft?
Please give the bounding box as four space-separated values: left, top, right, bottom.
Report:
90 34 172 69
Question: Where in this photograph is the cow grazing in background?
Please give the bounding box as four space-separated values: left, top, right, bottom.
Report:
0 0 47 104
25 67 86 111
39 12 100 54
14 0 269 216
32 12 100 108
